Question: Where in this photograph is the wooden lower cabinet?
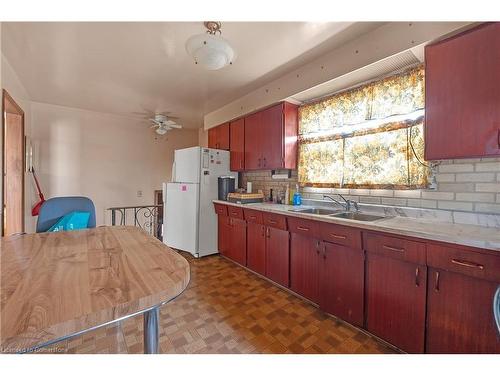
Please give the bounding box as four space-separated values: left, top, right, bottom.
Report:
426 268 500 353
228 218 247 266
217 215 230 257
290 233 320 303
247 222 266 275
265 227 290 287
319 242 364 327
365 253 427 353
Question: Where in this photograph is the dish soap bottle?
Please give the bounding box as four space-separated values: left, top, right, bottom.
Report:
292 184 302 206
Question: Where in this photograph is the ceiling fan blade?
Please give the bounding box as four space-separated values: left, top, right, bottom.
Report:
167 124 183 129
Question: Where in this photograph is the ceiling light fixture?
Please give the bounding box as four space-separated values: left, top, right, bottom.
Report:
185 21 235 70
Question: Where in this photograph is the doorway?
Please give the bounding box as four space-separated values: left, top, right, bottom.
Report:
2 89 25 236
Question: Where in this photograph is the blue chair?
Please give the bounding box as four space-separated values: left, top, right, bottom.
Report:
36 196 96 233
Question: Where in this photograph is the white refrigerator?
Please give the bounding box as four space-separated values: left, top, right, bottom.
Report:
163 146 237 257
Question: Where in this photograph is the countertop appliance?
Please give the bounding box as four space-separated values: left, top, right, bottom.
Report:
163 146 237 257
218 176 235 201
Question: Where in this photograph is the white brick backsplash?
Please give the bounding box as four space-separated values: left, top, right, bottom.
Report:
242 159 500 215
394 190 422 199
455 173 496 182
421 191 455 200
435 174 455 182
438 201 474 211
438 182 475 192
476 183 500 193
474 203 500 214
369 189 394 197
407 199 437 208
455 193 496 203
475 162 500 172
381 197 408 206
439 163 474 173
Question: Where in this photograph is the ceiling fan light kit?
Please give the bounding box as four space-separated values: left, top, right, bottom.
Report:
185 21 235 70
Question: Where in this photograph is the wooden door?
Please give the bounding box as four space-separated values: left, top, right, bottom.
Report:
426 268 500 353
425 23 500 160
244 111 263 170
2 90 25 236
217 215 230 256
265 226 289 287
290 233 320 303
229 118 245 171
229 217 247 266
319 242 364 327
261 104 283 169
247 222 266 275
365 253 427 353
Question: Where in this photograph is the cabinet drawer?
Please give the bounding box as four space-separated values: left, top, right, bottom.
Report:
243 209 263 224
213 203 228 216
227 205 244 220
363 232 426 265
287 216 320 238
262 212 287 230
319 222 361 249
427 243 500 283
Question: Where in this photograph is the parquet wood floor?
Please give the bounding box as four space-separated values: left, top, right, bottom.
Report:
43 252 397 354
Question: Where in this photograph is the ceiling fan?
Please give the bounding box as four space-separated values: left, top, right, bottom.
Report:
148 113 182 135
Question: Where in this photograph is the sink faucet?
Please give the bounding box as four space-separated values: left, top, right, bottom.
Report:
323 194 359 212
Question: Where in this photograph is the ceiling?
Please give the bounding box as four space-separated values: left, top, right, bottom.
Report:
1 22 384 128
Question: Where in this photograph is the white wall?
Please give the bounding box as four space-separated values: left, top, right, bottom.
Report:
30 102 199 227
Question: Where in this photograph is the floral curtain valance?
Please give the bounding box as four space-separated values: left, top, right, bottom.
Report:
298 65 430 189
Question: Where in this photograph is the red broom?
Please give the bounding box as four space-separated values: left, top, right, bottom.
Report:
31 167 45 216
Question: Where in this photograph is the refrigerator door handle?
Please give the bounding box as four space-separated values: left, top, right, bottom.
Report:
171 161 176 182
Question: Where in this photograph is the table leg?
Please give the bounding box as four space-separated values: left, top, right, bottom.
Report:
143 307 160 354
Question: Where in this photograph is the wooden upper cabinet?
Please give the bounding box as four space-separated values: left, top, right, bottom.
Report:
425 22 500 160
229 118 245 171
208 122 230 150
243 102 298 170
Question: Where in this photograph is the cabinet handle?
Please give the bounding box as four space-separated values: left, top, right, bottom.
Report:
249 215 256 220
268 220 277 225
322 242 327 259
383 245 405 253
415 267 420 287
315 240 320 254
261 225 265 237
240 159 243 169
497 129 500 149
451 258 484 270
296 226 310 232
258 158 261 167
266 227 270 238
263 158 267 167
434 271 440 292
231 212 238 216
494 285 500 334
329 233 346 240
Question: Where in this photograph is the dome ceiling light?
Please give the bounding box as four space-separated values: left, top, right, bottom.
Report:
185 21 236 71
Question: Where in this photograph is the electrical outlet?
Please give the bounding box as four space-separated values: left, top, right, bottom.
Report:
137 190 143 198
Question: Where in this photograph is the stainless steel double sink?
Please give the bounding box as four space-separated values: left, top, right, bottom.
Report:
288 207 387 222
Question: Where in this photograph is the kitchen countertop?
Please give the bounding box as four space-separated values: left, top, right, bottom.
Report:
213 200 500 252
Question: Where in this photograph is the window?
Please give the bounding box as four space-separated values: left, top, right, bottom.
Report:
298 65 429 189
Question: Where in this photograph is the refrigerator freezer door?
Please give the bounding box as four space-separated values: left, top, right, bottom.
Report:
164 182 199 255
173 146 201 183
198 149 237 257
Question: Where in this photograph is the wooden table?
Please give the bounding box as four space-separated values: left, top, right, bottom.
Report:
0 226 190 353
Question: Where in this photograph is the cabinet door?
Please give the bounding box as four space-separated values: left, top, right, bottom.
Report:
230 118 245 171
265 227 289 287
217 215 230 256
208 127 218 149
426 268 500 353
290 233 320 303
261 104 283 169
319 242 364 327
244 111 263 170
217 122 230 150
425 23 500 160
228 218 247 266
365 253 427 353
247 222 266 275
